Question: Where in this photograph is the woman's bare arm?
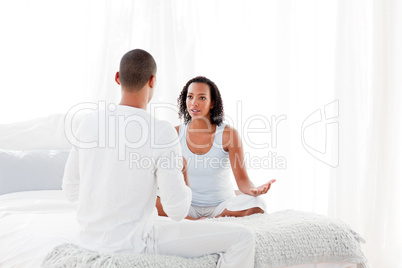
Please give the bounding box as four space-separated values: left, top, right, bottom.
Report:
224 126 275 196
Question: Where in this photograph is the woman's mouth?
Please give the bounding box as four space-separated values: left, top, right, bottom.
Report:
190 109 201 114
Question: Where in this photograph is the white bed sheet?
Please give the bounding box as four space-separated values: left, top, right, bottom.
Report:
0 191 78 268
0 191 357 268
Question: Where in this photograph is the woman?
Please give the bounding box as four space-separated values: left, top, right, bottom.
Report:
157 76 275 220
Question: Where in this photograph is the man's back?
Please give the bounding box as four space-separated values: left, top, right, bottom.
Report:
61 49 255 267
63 104 191 253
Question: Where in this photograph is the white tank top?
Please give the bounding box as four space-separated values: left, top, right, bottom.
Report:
179 123 236 207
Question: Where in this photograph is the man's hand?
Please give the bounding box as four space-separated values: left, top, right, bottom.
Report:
250 179 276 196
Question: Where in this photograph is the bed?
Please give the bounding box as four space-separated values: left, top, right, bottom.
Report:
0 149 367 268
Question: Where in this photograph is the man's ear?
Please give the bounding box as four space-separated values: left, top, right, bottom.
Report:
149 75 156 88
115 72 120 85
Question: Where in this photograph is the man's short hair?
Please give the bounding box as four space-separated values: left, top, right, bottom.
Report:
119 49 157 91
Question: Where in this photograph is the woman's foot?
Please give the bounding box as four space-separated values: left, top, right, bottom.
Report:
215 207 264 218
185 216 207 220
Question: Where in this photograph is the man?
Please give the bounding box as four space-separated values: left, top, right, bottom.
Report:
62 49 255 267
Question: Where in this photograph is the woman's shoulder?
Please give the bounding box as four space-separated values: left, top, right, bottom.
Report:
222 124 238 136
222 124 240 150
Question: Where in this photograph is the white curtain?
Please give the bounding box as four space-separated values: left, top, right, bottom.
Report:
0 0 400 266
330 0 402 267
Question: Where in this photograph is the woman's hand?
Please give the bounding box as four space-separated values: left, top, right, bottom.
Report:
250 179 276 196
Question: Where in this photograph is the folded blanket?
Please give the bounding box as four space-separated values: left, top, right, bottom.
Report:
42 210 367 268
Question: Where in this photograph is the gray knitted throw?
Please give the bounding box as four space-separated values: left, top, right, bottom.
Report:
42 210 368 268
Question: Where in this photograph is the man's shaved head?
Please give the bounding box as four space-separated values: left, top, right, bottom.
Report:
119 49 157 91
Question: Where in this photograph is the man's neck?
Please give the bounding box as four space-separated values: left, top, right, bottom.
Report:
119 88 149 110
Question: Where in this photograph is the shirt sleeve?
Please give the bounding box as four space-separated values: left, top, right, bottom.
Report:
154 123 192 221
62 146 80 202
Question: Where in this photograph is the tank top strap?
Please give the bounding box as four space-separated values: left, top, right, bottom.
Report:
213 123 228 153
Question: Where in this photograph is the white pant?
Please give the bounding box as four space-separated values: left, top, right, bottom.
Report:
188 194 267 218
144 217 255 268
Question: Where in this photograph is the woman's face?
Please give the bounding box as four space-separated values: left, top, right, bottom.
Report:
186 82 214 120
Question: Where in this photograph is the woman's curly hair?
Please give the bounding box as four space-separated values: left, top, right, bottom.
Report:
178 76 224 125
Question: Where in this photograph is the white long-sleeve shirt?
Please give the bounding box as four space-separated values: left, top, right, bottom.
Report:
62 105 191 254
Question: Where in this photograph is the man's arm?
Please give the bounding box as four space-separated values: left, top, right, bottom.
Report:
156 156 189 217
62 146 80 202
174 125 189 186
156 157 192 221
155 125 191 221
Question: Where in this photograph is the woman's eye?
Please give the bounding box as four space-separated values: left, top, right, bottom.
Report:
187 95 192 99
200 97 206 100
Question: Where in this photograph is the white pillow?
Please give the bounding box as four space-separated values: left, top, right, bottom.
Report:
0 150 70 195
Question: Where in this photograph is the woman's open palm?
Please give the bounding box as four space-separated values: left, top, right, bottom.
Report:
250 179 276 196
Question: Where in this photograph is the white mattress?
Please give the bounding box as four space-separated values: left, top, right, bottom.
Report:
0 191 357 268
